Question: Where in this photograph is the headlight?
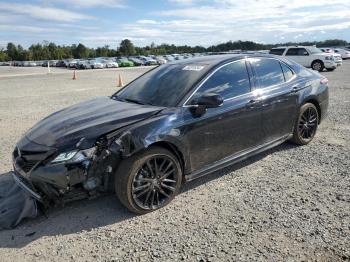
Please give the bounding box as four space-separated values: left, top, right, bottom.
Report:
51 147 96 164
325 56 334 61
51 151 78 163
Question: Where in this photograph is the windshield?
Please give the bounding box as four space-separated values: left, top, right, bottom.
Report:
114 63 208 107
308 47 323 54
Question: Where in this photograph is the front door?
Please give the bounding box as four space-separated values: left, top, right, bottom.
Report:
179 59 264 172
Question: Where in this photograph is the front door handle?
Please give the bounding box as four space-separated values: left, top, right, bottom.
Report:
246 98 262 108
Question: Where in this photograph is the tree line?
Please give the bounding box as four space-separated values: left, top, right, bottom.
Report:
0 39 348 62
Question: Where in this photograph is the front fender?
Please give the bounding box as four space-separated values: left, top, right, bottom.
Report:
109 127 190 173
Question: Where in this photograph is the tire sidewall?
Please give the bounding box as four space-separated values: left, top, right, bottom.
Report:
116 147 182 214
312 60 324 72
294 103 319 145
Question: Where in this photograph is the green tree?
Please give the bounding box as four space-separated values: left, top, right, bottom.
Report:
0 48 9 61
119 39 135 56
73 43 88 58
6 43 18 60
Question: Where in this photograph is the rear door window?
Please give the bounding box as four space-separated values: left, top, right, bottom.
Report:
286 48 308 56
250 58 285 88
269 48 285 55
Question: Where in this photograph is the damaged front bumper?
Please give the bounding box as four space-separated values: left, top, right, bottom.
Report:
12 137 123 206
0 172 39 229
11 171 42 202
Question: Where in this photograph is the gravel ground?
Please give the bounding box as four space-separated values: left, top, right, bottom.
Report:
0 62 349 261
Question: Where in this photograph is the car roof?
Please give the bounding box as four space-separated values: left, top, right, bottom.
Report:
166 53 285 69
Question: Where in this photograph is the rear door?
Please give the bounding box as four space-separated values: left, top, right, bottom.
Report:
285 48 310 67
249 57 299 143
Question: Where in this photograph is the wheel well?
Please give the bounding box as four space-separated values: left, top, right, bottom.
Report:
304 99 321 124
148 141 185 174
312 59 324 66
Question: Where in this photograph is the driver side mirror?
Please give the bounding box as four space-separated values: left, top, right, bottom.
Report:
196 93 223 108
303 51 309 56
189 93 223 117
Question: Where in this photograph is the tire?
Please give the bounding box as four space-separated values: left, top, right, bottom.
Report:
115 146 182 214
291 103 319 145
311 60 324 72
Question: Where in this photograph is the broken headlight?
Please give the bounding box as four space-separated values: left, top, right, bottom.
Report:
51 147 96 164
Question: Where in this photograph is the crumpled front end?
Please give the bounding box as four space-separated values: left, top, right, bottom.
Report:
12 135 123 207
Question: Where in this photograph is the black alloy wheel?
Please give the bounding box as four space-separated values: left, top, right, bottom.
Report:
291 103 319 145
115 147 182 214
132 156 177 210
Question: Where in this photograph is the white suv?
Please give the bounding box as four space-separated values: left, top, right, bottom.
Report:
269 46 342 72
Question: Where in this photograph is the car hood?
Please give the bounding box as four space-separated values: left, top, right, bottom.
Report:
25 96 163 149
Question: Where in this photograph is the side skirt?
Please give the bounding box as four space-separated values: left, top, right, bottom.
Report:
185 134 292 182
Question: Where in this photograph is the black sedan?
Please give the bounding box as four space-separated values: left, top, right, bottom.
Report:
13 54 329 214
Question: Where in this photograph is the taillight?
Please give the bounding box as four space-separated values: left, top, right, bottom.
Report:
320 77 328 85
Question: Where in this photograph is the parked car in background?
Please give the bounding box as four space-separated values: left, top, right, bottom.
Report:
42 60 57 67
27 61 37 67
334 48 350 59
117 58 134 67
164 55 175 62
320 48 333 53
129 57 145 66
55 60 67 67
77 60 92 69
269 46 341 72
90 60 104 69
319 48 343 65
104 60 119 68
156 56 167 64
12 54 329 214
68 60 79 69
138 56 157 66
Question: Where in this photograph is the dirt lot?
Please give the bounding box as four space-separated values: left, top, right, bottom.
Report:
0 62 349 261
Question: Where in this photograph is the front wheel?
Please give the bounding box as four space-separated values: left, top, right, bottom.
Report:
115 147 182 214
311 60 324 72
291 103 319 145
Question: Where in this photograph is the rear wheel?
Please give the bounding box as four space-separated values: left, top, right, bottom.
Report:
115 147 182 214
291 103 319 145
311 60 324 72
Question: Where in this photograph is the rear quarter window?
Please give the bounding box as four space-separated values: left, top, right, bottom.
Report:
280 63 294 81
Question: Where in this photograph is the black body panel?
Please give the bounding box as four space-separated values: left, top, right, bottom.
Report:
12 54 329 203
24 96 163 150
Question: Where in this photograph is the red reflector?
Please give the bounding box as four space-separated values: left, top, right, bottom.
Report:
320 78 328 85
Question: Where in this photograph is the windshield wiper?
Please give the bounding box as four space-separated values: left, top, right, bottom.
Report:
124 98 147 105
112 96 154 106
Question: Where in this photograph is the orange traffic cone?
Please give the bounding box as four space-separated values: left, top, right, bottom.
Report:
72 70 77 80
117 74 123 87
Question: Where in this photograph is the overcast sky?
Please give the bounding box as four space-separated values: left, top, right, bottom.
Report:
0 0 349 48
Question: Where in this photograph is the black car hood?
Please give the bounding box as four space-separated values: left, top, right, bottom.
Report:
25 96 163 149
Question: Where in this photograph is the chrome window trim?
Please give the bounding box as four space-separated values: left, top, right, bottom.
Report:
182 57 297 108
182 59 249 107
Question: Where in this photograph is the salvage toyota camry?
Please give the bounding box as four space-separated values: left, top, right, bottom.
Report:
13 54 329 214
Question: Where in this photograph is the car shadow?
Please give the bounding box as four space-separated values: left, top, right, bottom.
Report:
0 142 299 248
